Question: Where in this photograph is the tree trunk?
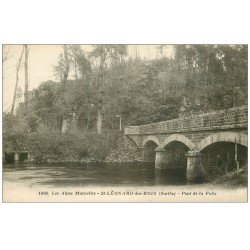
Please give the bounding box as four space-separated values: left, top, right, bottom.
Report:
97 108 102 134
11 46 24 115
74 60 78 79
204 56 210 85
61 119 69 134
24 45 29 108
62 45 70 84
233 64 238 107
61 45 70 133
96 51 106 134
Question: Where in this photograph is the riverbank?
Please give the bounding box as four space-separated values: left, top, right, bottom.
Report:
210 169 247 188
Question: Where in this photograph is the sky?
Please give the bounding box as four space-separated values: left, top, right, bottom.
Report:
3 45 174 112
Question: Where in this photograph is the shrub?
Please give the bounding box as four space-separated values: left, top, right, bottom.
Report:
3 128 122 163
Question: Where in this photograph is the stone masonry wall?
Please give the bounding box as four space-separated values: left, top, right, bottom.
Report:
124 106 247 136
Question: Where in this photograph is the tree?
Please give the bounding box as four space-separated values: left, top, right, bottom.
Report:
32 44 247 134
54 46 92 81
90 45 128 133
24 45 29 108
11 46 24 115
172 44 248 112
68 45 91 80
62 45 70 84
54 53 66 82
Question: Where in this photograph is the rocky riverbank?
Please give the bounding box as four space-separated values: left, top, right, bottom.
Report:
211 169 247 188
105 136 142 163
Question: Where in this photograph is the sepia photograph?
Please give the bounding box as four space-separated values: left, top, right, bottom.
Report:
2 44 248 202
1 1 250 250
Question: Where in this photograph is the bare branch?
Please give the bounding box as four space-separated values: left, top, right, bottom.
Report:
11 46 25 115
3 45 10 63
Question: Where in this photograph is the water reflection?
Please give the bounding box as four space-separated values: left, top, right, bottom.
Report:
3 162 187 188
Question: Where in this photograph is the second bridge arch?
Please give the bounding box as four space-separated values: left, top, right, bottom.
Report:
155 134 194 170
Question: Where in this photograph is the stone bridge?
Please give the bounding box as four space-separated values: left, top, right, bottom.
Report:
124 106 247 182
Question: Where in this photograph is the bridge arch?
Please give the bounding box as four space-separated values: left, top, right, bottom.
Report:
198 132 248 151
142 136 160 147
142 136 160 163
162 134 195 150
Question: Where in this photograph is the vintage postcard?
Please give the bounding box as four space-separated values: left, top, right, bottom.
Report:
2 44 248 202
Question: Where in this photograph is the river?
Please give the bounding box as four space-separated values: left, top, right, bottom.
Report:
3 162 187 188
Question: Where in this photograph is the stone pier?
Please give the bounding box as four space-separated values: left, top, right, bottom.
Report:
155 147 170 169
14 153 20 164
186 151 205 182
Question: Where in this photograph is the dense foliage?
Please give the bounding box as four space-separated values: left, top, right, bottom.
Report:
3 45 247 162
4 116 122 162
14 45 248 132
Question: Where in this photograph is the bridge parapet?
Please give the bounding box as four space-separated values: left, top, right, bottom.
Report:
124 106 247 135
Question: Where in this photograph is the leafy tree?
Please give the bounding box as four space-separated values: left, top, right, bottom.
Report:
14 44 248 134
